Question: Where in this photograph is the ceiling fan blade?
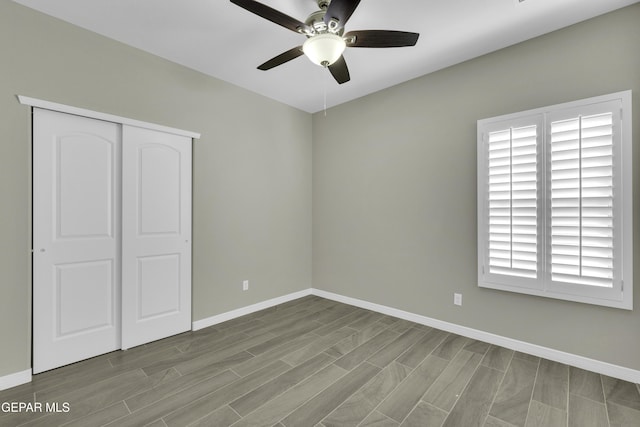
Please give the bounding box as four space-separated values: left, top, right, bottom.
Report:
328 56 350 84
344 30 420 48
324 0 361 29
230 0 311 34
257 46 304 70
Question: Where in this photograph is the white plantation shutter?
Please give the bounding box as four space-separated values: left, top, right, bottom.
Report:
550 113 614 288
478 91 632 310
487 125 538 279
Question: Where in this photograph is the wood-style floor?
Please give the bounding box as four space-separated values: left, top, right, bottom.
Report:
1 295 639 427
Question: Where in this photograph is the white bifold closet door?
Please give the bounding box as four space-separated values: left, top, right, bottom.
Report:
33 109 191 374
33 109 122 374
121 125 192 350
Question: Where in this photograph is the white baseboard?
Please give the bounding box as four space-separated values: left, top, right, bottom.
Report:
310 288 640 384
0 369 32 391
192 289 313 331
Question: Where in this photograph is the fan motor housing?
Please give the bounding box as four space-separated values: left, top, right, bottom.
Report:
305 8 343 36
305 10 326 29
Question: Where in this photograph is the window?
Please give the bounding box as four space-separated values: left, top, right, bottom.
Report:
477 91 632 309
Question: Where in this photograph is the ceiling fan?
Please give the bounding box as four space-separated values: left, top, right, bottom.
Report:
230 0 420 84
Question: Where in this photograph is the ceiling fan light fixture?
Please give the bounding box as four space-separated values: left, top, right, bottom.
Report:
230 0 419 84
302 33 346 67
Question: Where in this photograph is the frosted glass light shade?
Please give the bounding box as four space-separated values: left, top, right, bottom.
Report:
302 33 346 67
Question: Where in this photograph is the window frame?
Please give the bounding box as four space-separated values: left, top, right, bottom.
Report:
477 91 633 310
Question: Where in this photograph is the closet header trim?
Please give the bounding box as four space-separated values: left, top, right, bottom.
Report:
18 95 200 139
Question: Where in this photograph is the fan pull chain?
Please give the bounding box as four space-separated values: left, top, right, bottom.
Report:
324 90 327 117
323 67 329 116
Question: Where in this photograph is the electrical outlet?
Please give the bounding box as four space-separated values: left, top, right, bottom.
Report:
243 280 249 291
454 293 462 306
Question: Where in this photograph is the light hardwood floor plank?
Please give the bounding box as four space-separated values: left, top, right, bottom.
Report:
367 328 426 369
185 405 240 427
602 375 640 411
172 333 278 376
162 360 290 427
144 332 270 376
568 367 603 404
400 401 448 427
464 340 492 356
396 328 449 369
481 346 514 372
606 401 640 427
484 415 519 427
442 366 504 427
432 334 469 360
524 400 567 427
28 369 177 427
281 362 381 426
229 353 335 417
360 410 400 426
313 309 369 337
232 364 348 427
346 312 386 331
231 333 317 377
61 401 130 427
104 370 239 427
281 328 355 367
378 355 449 422
324 323 388 359
489 357 538 427
334 329 399 371
568 394 608 427
423 350 484 412
322 362 412 427
125 352 253 412
532 359 569 411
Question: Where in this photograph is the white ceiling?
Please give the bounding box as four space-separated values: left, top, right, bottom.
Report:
12 0 639 113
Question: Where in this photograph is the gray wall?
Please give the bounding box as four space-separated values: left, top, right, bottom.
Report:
313 4 640 371
0 1 312 378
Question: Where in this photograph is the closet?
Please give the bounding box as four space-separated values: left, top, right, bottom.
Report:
29 102 197 374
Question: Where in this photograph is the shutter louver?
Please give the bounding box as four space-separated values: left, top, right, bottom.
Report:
550 113 614 288
487 125 538 278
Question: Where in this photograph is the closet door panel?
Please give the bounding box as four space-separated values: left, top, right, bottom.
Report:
121 125 192 349
137 254 181 318
138 144 181 235
33 109 121 374
56 260 115 336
